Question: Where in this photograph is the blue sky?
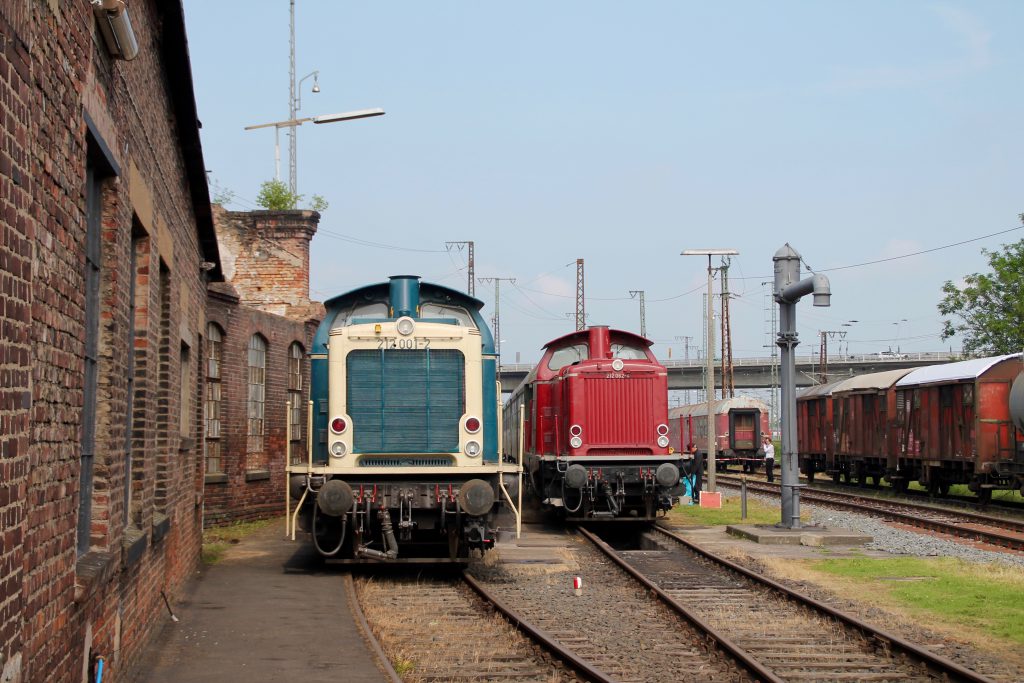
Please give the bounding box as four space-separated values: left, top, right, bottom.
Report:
183 1 1024 365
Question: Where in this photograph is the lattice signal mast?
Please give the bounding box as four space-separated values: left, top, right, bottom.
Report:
575 258 585 331
720 258 734 398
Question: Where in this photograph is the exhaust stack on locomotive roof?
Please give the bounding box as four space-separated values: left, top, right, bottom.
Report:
389 275 421 318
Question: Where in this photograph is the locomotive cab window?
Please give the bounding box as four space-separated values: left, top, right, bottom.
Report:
547 343 589 371
331 302 388 329
420 303 474 327
610 342 647 360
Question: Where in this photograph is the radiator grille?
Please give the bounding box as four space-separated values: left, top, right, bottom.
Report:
584 376 655 445
359 457 453 467
347 349 464 453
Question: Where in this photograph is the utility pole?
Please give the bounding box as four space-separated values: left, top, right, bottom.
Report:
629 290 647 337
818 330 848 383
575 259 585 331
676 335 694 403
478 277 515 360
446 241 475 296
682 248 738 495
288 0 297 194
720 258 734 398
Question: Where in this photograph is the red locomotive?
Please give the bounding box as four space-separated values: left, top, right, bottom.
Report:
668 396 770 472
797 354 1024 501
503 326 684 519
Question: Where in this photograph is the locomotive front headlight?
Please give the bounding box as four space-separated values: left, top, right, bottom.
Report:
464 416 481 433
330 441 347 457
330 417 348 434
569 424 582 437
569 436 583 449
464 440 481 457
396 316 415 336
657 435 670 448
656 423 669 436
611 359 624 371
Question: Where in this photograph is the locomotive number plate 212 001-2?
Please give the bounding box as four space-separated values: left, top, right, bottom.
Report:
377 337 432 350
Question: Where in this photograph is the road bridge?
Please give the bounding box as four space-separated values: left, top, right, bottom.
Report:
498 352 956 392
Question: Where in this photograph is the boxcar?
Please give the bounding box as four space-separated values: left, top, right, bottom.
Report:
503 326 683 519
795 379 847 482
830 368 913 486
668 396 770 472
893 353 1024 500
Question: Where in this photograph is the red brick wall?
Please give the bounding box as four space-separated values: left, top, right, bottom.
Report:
1 3 213 681
203 287 317 526
214 206 321 321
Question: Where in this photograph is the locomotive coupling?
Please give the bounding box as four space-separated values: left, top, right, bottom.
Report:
317 479 355 517
564 464 588 489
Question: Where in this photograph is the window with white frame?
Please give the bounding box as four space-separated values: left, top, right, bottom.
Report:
289 342 303 443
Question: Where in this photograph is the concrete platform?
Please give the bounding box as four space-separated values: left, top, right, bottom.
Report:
727 524 872 547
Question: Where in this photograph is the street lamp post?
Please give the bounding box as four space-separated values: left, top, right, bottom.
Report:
682 248 739 495
245 108 385 188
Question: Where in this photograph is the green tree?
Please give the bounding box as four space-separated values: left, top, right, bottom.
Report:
938 239 1024 357
255 179 301 210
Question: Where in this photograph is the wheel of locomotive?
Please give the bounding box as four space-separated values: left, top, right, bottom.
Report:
832 471 841 485
938 481 950 497
977 488 992 504
805 468 815 485
893 477 909 494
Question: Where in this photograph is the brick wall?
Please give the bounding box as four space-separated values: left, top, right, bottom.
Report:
214 206 322 321
202 208 322 527
0 3 216 681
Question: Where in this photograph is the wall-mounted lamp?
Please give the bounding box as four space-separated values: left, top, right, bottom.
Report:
93 0 139 61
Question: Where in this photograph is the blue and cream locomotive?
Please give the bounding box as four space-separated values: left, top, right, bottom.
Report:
287 276 507 561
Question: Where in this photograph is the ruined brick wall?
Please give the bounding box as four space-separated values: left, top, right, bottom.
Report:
0 3 212 681
213 206 321 322
203 286 316 526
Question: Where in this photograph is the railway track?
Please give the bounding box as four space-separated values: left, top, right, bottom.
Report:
717 475 1024 552
583 525 996 682
350 572 594 682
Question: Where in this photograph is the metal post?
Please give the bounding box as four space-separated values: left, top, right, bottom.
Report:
630 290 646 338
706 256 717 493
288 0 297 194
575 259 585 331
774 244 831 529
740 477 747 520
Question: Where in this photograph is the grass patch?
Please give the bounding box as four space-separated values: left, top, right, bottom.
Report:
905 481 1024 503
201 518 275 565
667 491 804 526
810 556 1024 644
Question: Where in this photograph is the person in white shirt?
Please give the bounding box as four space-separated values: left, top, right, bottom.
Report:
762 436 775 483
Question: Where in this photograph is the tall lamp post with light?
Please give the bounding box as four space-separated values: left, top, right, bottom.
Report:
245 108 385 189
682 248 738 494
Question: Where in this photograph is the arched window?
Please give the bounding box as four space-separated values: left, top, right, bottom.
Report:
247 334 267 467
205 323 224 473
288 342 304 445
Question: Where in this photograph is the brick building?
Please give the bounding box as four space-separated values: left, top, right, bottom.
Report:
0 2 220 681
203 208 321 526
